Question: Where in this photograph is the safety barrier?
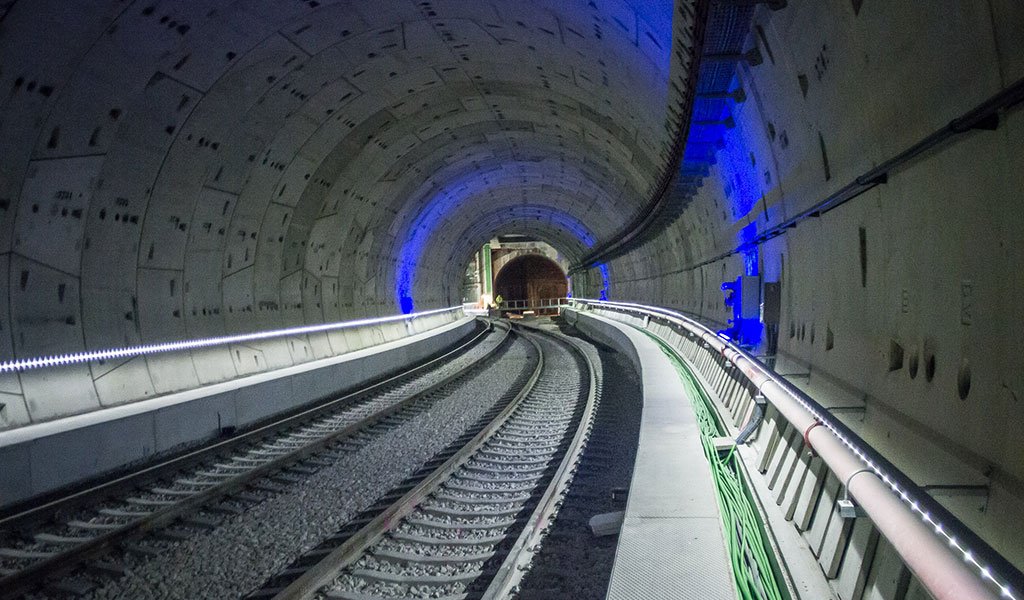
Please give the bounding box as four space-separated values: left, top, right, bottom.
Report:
570 299 1019 600
0 306 464 374
499 297 571 312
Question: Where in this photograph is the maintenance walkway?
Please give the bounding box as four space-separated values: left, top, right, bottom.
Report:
567 307 737 600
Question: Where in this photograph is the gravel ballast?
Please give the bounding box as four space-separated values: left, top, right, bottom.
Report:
514 320 643 600
73 332 532 600
321 330 588 600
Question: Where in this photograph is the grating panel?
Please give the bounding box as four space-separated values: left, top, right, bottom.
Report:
601 319 738 600
607 517 736 600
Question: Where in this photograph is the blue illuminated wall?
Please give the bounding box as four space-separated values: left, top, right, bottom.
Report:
685 60 766 346
395 192 609 313
390 0 673 313
738 221 759 277
597 263 610 300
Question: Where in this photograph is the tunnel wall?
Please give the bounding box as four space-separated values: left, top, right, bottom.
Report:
491 243 569 285
1 1 1022 564
0 0 673 429
493 254 568 304
0 315 478 506
595 0 1024 557
0 308 462 429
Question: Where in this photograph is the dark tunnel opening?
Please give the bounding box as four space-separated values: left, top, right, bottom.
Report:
493 254 568 310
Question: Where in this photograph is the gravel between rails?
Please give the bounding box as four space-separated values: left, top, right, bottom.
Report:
4 324 509 581
60 332 532 600
320 330 588 600
514 321 642 600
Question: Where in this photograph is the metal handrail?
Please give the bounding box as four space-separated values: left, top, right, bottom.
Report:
570 298 1019 600
499 298 571 310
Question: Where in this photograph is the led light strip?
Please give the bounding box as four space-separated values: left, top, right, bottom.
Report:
0 306 462 374
576 298 1017 600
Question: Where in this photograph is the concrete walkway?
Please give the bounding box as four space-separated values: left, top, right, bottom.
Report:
567 309 736 600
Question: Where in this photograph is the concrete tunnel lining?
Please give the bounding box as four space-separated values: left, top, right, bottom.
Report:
0 0 675 427
0 0 1023 587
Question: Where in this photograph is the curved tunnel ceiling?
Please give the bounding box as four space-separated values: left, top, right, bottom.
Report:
0 0 678 367
438 202 605 300
4 1 1024 586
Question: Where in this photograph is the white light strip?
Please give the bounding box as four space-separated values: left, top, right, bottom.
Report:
575 298 1017 600
0 306 462 374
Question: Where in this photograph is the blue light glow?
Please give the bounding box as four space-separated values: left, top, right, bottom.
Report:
395 173 487 314
739 222 759 276
394 178 606 313
717 135 762 221
598 263 610 300
390 0 672 313
681 66 767 347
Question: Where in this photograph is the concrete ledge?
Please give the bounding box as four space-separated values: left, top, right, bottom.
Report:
565 308 736 600
0 317 479 508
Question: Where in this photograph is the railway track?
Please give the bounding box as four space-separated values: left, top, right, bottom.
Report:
263 324 599 600
0 320 518 600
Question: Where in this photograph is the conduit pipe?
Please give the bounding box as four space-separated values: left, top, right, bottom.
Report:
572 299 1006 600
653 75 1024 278
737 363 995 600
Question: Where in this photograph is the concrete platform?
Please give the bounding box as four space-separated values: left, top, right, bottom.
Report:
566 308 736 600
0 316 478 508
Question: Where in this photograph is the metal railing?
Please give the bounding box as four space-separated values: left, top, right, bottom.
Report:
499 297 571 311
568 298 1020 600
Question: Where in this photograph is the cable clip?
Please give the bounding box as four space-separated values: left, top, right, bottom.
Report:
802 419 824 457
753 381 769 406
839 468 873 519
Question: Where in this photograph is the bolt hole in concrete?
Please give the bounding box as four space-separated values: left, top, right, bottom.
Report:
908 351 919 379
958 360 971 400
888 339 905 372
924 351 937 382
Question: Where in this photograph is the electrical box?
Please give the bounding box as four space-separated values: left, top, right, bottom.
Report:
739 275 760 319
720 275 763 347
762 282 781 324
838 498 866 519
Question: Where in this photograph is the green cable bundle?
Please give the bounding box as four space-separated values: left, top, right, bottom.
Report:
650 333 785 600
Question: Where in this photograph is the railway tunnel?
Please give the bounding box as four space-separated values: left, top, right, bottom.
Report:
493 253 568 313
0 1 1022 599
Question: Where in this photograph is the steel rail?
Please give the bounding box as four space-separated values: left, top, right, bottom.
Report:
570 298 1015 600
0 320 509 600
480 324 600 599
269 326 549 600
0 320 496 530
